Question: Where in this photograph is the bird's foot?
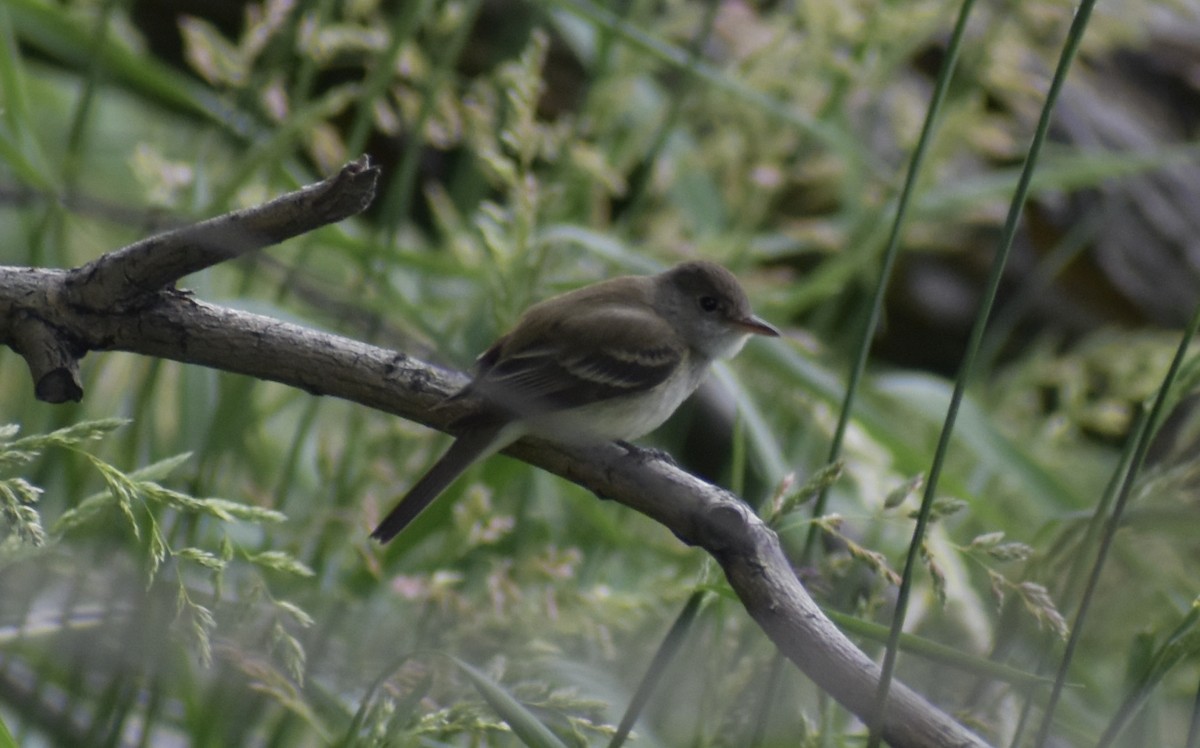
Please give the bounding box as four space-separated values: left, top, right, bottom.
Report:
616 440 678 467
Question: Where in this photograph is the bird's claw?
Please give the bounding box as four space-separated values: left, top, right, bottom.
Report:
616 440 678 467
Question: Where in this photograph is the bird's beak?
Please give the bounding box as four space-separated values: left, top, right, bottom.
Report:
737 315 781 337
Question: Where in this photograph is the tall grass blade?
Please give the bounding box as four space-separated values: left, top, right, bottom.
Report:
871 0 1098 744
803 0 978 566
1034 301 1200 746
452 656 570 748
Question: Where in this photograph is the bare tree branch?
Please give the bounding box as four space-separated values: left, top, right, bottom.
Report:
0 159 989 748
65 155 379 312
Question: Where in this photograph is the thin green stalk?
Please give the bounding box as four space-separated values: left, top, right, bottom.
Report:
599 9 735 745
26 0 119 269
378 0 483 243
544 0 855 160
0 711 15 748
273 398 323 512
59 0 118 191
345 0 427 158
1006 409 1145 747
1187 674 1200 748
135 671 165 748
870 1 1096 745
975 211 1101 374
1096 598 1200 746
1058 408 1146 609
561 0 634 144
803 0 977 567
1035 300 1200 747
0 5 56 193
270 0 344 308
748 653 786 748
287 0 339 118
610 0 720 226
607 591 705 748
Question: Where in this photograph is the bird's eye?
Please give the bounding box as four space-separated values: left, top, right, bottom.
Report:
699 296 719 312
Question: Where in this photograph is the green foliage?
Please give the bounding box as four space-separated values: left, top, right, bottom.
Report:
453 656 572 748
3 0 1200 746
0 419 315 741
0 711 15 748
0 418 128 548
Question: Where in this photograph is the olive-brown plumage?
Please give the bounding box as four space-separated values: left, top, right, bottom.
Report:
371 261 778 543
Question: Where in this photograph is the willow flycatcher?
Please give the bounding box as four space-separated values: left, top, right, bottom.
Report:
371 260 778 543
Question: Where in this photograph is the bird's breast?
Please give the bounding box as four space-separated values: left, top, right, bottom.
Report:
521 354 709 444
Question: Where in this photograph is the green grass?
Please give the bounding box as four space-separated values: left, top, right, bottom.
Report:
3 1 1200 746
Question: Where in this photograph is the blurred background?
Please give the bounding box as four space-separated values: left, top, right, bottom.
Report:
2 0 1200 745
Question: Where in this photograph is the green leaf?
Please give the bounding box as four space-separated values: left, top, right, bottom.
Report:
8 418 128 452
884 474 924 510
0 477 46 545
247 551 315 577
196 498 287 524
129 453 194 482
274 600 316 628
176 547 226 572
7 0 236 126
179 15 248 87
0 706 18 748
52 490 118 532
822 608 1055 689
451 657 569 748
0 6 55 190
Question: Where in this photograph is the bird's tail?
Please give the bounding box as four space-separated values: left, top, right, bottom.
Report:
370 423 510 543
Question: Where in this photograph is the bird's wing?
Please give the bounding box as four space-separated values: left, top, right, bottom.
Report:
469 303 684 415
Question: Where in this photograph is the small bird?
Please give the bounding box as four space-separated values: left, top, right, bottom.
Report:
371 260 779 543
